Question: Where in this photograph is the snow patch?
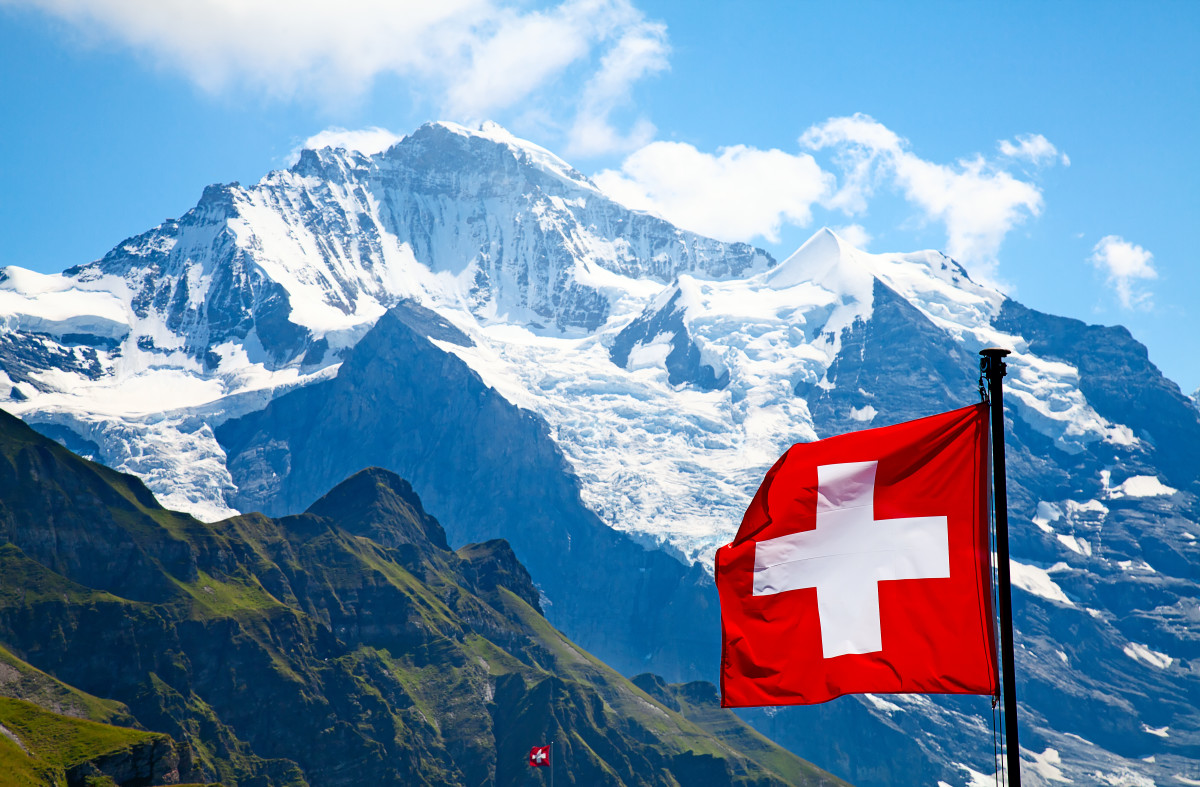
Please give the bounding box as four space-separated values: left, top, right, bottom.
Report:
1029 748 1070 782
1056 534 1092 557
0 266 130 339
1034 500 1064 533
1105 472 1177 499
863 693 902 713
1003 352 1137 453
1123 643 1173 669
626 338 671 371
849 404 877 422
1010 560 1074 605
1094 771 1157 786
436 120 596 191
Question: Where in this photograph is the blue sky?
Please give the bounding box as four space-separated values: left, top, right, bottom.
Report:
1 0 1197 391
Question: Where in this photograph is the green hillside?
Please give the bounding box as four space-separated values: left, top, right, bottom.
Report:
0 696 170 786
0 408 849 786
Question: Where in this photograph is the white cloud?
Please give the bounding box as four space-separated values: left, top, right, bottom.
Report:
566 20 668 156
799 114 903 214
999 133 1070 167
293 127 404 161
10 0 663 156
8 0 484 97
593 141 833 244
895 154 1043 273
831 224 872 249
1090 235 1156 309
801 113 1055 276
595 115 1061 260
445 0 627 119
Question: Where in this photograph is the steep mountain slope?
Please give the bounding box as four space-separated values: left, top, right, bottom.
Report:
0 408 842 787
0 121 1197 785
215 300 720 683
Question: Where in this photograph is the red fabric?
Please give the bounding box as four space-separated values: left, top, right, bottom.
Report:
529 745 550 767
717 404 997 707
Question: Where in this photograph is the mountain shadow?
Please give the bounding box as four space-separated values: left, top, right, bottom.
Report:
217 300 720 685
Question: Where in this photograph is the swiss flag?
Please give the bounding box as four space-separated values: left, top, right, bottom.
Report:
529 745 550 767
717 404 998 707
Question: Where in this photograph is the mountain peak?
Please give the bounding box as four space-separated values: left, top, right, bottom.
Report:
412 120 596 190
290 145 371 179
765 227 1002 331
766 226 874 300
304 467 449 552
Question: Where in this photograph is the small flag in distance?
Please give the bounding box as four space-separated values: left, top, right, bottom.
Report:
529 744 550 767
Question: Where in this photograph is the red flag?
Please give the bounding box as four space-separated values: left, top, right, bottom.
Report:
717 404 997 707
529 745 550 767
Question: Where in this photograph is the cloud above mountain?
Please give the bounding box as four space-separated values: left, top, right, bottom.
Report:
594 142 832 244
295 127 404 160
597 113 1064 279
14 1 1066 283
1090 235 1157 309
6 0 663 156
801 114 1053 275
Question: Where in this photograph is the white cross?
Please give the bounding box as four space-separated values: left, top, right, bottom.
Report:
753 461 951 658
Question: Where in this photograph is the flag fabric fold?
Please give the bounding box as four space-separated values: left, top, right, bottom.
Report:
717 403 998 707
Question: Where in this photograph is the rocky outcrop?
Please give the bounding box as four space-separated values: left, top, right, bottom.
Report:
65 735 185 787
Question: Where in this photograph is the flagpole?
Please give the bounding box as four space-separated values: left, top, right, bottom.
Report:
980 348 1021 787
550 740 554 787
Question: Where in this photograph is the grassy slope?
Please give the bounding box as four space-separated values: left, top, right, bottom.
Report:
0 697 163 787
0 643 134 726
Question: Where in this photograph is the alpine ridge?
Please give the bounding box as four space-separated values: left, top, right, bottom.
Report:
1 121 1198 786
0 407 843 786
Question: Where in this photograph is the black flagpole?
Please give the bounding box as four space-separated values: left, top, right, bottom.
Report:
980 348 1021 786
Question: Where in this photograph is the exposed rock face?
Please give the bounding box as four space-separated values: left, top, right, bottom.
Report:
800 279 979 429
994 298 1200 490
458 539 543 614
65 736 183 787
216 302 721 684
611 286 730 390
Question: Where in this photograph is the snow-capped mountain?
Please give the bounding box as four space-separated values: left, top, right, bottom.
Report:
0 121 765 517
2 121 1198 786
